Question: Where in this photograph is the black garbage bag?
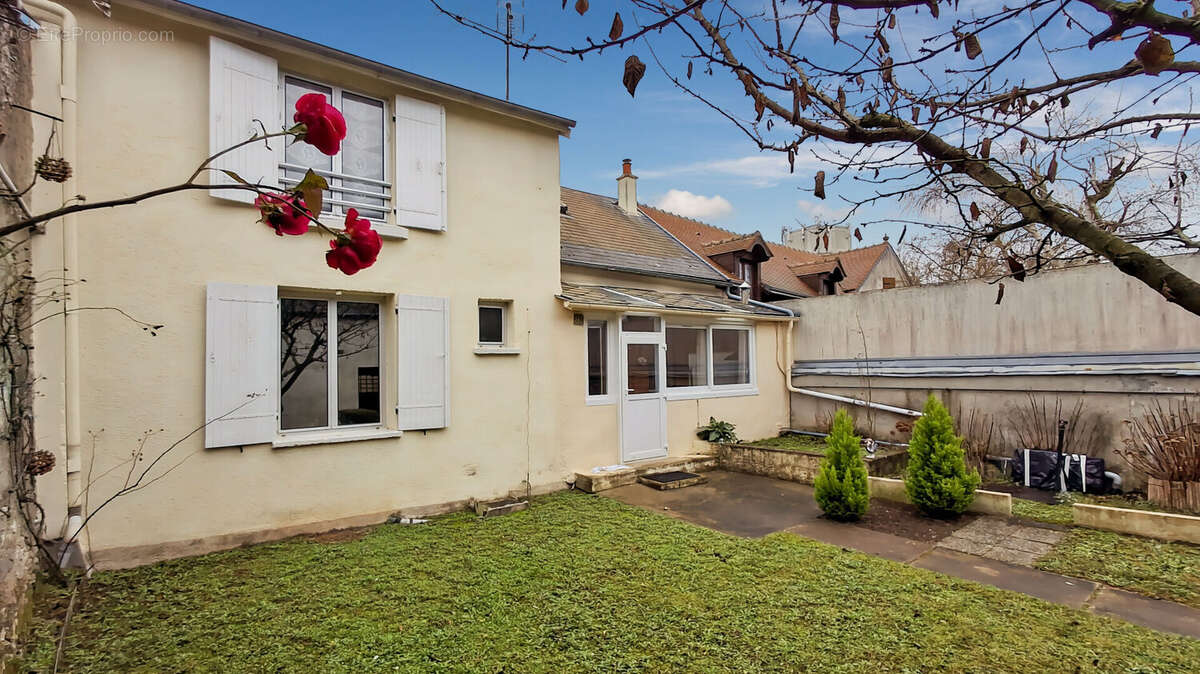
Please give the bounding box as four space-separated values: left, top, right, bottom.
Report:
1011 448 1110 493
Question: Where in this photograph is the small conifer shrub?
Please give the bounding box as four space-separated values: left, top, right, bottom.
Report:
905 395 982 518
813 409 869 521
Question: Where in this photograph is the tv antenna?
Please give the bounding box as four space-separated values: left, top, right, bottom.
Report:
497 1 525 101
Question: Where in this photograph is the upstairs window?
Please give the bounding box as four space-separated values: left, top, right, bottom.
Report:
281 76 390 221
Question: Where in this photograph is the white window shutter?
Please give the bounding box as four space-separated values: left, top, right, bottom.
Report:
396 295 450 429
205 283 278 448
209 37 280 203
394 95 446 230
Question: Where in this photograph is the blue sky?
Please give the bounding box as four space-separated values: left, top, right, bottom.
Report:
184 0 874 242
185 1 1188 247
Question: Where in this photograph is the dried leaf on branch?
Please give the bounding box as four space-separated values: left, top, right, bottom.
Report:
814 170 826 200
574 0 588 16
622 55 646 97
609 12 623 41
1135 33 1174 75
963 33 982 60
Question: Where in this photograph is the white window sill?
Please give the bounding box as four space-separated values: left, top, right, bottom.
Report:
273 428 403 449
474 346 521 356
586 396 614 406
310 219 409 240
667 387 758 401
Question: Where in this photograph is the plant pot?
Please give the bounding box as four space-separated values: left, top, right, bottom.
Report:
1147 477 1200 513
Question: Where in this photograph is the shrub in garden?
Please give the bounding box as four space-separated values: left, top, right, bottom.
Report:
814 409 869 521
905 395 981 518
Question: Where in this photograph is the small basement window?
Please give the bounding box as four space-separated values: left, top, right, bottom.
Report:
477 301 508 346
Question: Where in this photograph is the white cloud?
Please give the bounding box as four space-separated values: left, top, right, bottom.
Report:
796 199 849 223
640 155 809 188
656 189 734 219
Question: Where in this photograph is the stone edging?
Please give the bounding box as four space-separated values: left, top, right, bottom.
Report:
1073 503 1200 544
867 476 1013 516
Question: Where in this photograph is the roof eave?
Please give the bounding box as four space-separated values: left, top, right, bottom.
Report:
122 0 576 136
560 259 736 289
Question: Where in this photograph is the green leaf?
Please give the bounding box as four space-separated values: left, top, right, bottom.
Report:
295 169 328 218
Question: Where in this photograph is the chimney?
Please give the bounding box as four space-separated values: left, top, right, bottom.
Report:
617 158 638 215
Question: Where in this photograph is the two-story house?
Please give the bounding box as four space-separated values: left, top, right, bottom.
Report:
23 0 796 568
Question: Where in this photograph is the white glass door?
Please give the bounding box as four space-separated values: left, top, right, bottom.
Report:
619 323 667 462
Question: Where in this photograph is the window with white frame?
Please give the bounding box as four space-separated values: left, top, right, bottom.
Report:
666 327 708 388
586 319 609 397
281 76 390 221
657 324 754 395
477 301 508 346
279 297 381 431
712 327 752 386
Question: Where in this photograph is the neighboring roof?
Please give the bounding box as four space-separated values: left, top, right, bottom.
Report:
702 231 771 258
558 283 791 318
125 0 575 136
833 242 895 291
789 259 844 277
560 188 729 285
640 205 897 297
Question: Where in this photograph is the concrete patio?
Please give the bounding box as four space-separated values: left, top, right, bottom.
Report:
604 470 1200 640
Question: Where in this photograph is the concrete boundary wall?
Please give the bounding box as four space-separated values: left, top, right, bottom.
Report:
1073 503 1200 544
780 255 1200 489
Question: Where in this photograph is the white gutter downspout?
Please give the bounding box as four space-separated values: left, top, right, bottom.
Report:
749 298 923 419
26 0 82 552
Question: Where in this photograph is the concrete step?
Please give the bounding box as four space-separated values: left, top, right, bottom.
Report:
574 454 718 493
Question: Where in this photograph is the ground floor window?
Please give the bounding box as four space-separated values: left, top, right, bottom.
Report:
712 328 751 386
587 319 608 397
663 324 753 394
280 297 381 430
666 326 708 387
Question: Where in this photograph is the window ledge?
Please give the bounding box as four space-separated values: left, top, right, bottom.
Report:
586 396 614 406
474 346 521 356
273 428 403 449
311 220 409 240
667 387 758 401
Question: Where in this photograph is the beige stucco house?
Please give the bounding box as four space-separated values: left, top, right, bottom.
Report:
24 0 796 568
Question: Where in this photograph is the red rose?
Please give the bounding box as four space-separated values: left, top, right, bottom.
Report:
254 192 309 236
293 93 347 156
325 209 382 275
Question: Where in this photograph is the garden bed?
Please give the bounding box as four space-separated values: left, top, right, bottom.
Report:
716 439 907 484
853 498 977 542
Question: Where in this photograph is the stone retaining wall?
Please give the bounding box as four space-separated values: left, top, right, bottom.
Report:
714 443 907 485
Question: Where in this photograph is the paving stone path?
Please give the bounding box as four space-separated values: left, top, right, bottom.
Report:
937 517 1065 566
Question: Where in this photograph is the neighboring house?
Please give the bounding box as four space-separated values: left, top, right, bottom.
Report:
559 160 793 465
24 1 793 568
642 206 911 300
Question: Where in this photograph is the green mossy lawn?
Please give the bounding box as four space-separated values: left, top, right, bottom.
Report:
742 433 828 453
1037 528 1200 609
24 492 1200 672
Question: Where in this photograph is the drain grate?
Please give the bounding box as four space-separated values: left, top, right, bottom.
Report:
637 471 708 490
643 471 699 483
